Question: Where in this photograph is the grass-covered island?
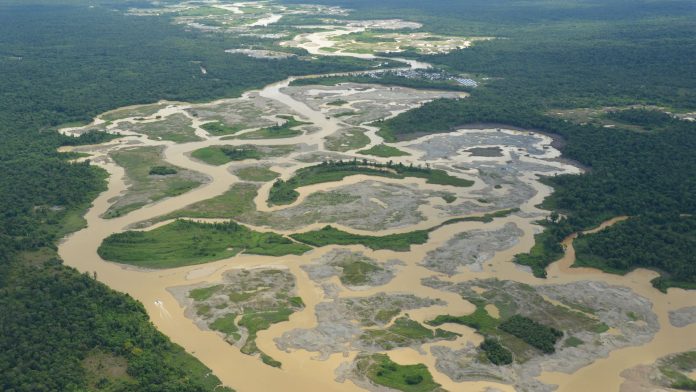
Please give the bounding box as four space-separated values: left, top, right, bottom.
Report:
291 225 430 251
98 220 311 268
357 144 411 158
268 159 473 205
191 144 294 166
355 353 443 392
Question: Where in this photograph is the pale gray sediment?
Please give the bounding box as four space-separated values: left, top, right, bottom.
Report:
294 151 360 163
187 92 296 133
441 154 558 216
421 222 524 275
243 180 440 231
302 248 402 290
281 84 464 127
668 306 696 327
275 293 444 359
405 130 545 161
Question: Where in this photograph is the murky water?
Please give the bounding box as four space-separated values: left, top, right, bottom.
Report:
56 6 695 392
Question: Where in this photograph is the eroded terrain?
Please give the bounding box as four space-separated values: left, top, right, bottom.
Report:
56 1 695 392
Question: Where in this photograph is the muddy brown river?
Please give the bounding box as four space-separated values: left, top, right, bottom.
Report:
57 12 694 392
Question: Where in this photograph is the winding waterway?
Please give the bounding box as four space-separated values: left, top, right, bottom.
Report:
57 11 695 392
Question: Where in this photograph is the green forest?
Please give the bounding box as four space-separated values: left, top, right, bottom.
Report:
574 215 696 290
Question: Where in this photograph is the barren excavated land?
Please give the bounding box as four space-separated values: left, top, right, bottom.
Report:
57 2 695 392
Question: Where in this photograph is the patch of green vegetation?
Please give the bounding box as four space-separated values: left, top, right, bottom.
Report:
56 206 90 238
106 146 203 218
427 301 499 335
356 353 442 392
335 110 356 117
360 317 459 350
499 315 563 354
191 146 261 165
98 220 311 268
604 108 677 130
192 144 295 166
327 99 349 106
563 336 584 348
189 285 223 301
480 338 513 365
61 130 122 146
291 225 430 252
441 193 456 203
592 322 610 334
161 183 258 221
267 179 300 205
289 296 304 308
196 304 211 317
268 160 472 205
201 121 246 136
124 113 201 143
190 146 232 166
260 353 282 368
340 259 383 286
376 308 402 324
60 151 91 161
465 146 503 157
237 115 309 139
234 166 279 182
513 216 568 278
148 165 177 175
325 128 371 152
358 144 410 157
238 308 294 355
210 313 239 335
228 291 257 303
437 208 519 227
215 147 261 161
